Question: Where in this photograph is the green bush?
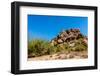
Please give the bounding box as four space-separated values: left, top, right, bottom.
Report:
28 39 56 57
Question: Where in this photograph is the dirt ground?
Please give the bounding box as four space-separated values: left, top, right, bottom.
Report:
28 51 88 61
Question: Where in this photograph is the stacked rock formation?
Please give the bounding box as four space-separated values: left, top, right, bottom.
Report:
51 29 87 46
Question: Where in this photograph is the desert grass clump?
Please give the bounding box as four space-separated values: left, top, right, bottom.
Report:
28 39 56 57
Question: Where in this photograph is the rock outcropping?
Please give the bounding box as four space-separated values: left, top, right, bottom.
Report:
51 29 87 46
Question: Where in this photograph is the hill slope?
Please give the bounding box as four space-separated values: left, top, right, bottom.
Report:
28 29 88 60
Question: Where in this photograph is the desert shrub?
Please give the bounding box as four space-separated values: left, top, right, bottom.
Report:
63 38 88 52
28 39 56 57
74 44 86 51
44 44 56 55
73 39 87 51
28 39 47 56
56 45 64 52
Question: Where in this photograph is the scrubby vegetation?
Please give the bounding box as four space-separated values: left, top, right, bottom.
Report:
28 29 88 58
28 38 87 58
28 39 56 57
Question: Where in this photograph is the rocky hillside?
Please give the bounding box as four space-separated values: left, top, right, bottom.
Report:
28 29 88 60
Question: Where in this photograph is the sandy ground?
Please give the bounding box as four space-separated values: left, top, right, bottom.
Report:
28 51 88 61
